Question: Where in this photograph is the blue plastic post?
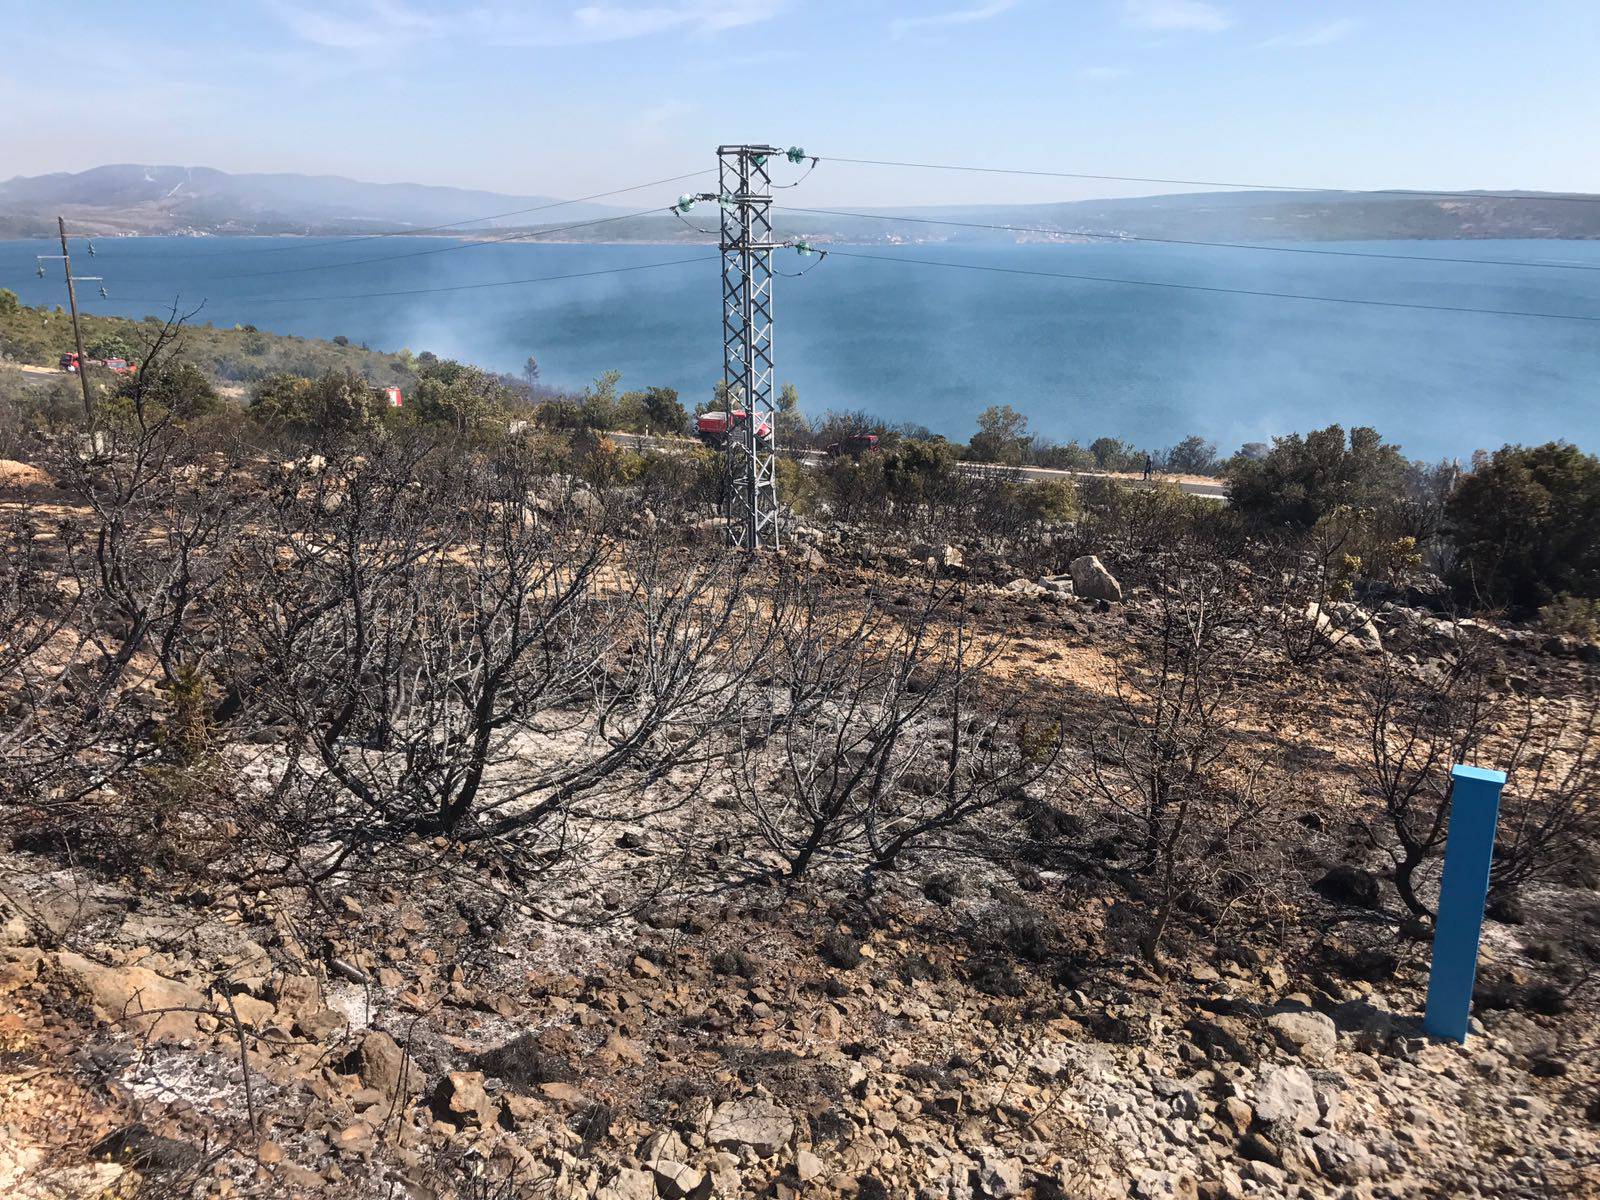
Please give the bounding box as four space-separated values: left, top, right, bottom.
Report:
1422 764 1507 1043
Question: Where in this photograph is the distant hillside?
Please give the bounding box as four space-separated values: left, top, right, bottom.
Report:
2 164 1596 243
885 189 1600 243
447 187 1600 246
0 165 624 237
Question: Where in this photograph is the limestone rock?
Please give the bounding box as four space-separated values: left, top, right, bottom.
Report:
433 1071 498 1128
1001 578 1049 598
707 1097 794 1155
1267 1010 1338 1065
652 1160 710 1200
354 1029 416 1102
595 1167 655 1200
975 1151 1023 1197
1304 602 1382 655
640 1129 689 1165
227 993 277 1029
1070 555 1123 603
914 543 964 571
1309 1131 1377 1184
52 952 207 1044
1255 1065 1319 1133
796 1148 825 1182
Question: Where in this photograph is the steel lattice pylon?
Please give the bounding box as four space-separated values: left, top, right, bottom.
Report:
718 145 781 550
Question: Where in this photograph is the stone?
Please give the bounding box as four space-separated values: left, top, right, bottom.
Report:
433 1071 497 1128
796 1148 825 1181
1255 1065 1319 1133
52 952 207 1044
1237 1131 1282 1168
1313 865 1381 909
227 994 277 1029
297 1006 346 1042
914 543 964 571
652 1160 710 1200
599 1032 645 1066
1151 1076 1200 1120
354 1030 416 1102
1185 1015 1255 1065
1266 1011 1338 1065
707 1097 795 1155
1309 1132 1376 1184
334 1121 374 1150
1304 602 1381 655
595 1167 655 1200
539 1081 585 1105
1002 578 1049 598
640 1129 689 1164
975 1151 1023 1197
1070 555 1123 603
1220 1097 1254 1133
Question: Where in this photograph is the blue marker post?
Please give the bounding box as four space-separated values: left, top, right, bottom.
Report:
1422 764 1508 1043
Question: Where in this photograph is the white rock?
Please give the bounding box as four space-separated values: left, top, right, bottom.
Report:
1070 554 1123 602
1256 1064 1320 1133
1267 1010 1338 1065
706 1098 794 1155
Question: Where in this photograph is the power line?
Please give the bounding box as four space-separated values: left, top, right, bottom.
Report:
822 248 1600 324
821 156 1600 206
778 206 1600 272
132 170 716 259
88 253 718 307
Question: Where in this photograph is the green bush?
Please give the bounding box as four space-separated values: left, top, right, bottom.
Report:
1447 442 1600 612
1226 424 1410 531
1017 478 1077 525
116 358 221 421
1537 594 1600 641
410 358 513 436
250 369 388 438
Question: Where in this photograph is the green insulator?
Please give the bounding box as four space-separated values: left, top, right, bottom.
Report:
786 146 807 163
752 154 767 168
794 241 814 256
675 193 696 214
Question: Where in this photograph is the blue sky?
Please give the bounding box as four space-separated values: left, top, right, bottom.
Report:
4 1 1598 206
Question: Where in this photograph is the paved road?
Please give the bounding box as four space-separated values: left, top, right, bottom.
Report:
607 430 1229 501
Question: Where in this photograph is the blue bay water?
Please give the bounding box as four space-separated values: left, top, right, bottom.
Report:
3 236 1598 461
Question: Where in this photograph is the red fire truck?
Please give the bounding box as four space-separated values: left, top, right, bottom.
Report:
695 410 770 449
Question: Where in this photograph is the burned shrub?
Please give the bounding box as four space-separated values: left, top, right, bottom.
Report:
473 1033 576 1089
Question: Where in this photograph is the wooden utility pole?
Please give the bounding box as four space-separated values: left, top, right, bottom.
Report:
57 216 95 424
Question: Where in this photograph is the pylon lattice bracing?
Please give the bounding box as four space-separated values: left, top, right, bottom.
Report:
719 145 781 550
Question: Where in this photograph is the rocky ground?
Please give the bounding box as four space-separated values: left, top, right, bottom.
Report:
1 490 1597 1199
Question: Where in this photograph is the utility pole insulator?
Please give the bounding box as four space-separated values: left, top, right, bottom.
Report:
717 145 782 551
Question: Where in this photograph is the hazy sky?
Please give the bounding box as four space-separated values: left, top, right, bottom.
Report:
5 1 1599 207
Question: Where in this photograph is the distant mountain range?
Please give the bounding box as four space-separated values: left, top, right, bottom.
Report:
0 164 624 238
2 164 1598 243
